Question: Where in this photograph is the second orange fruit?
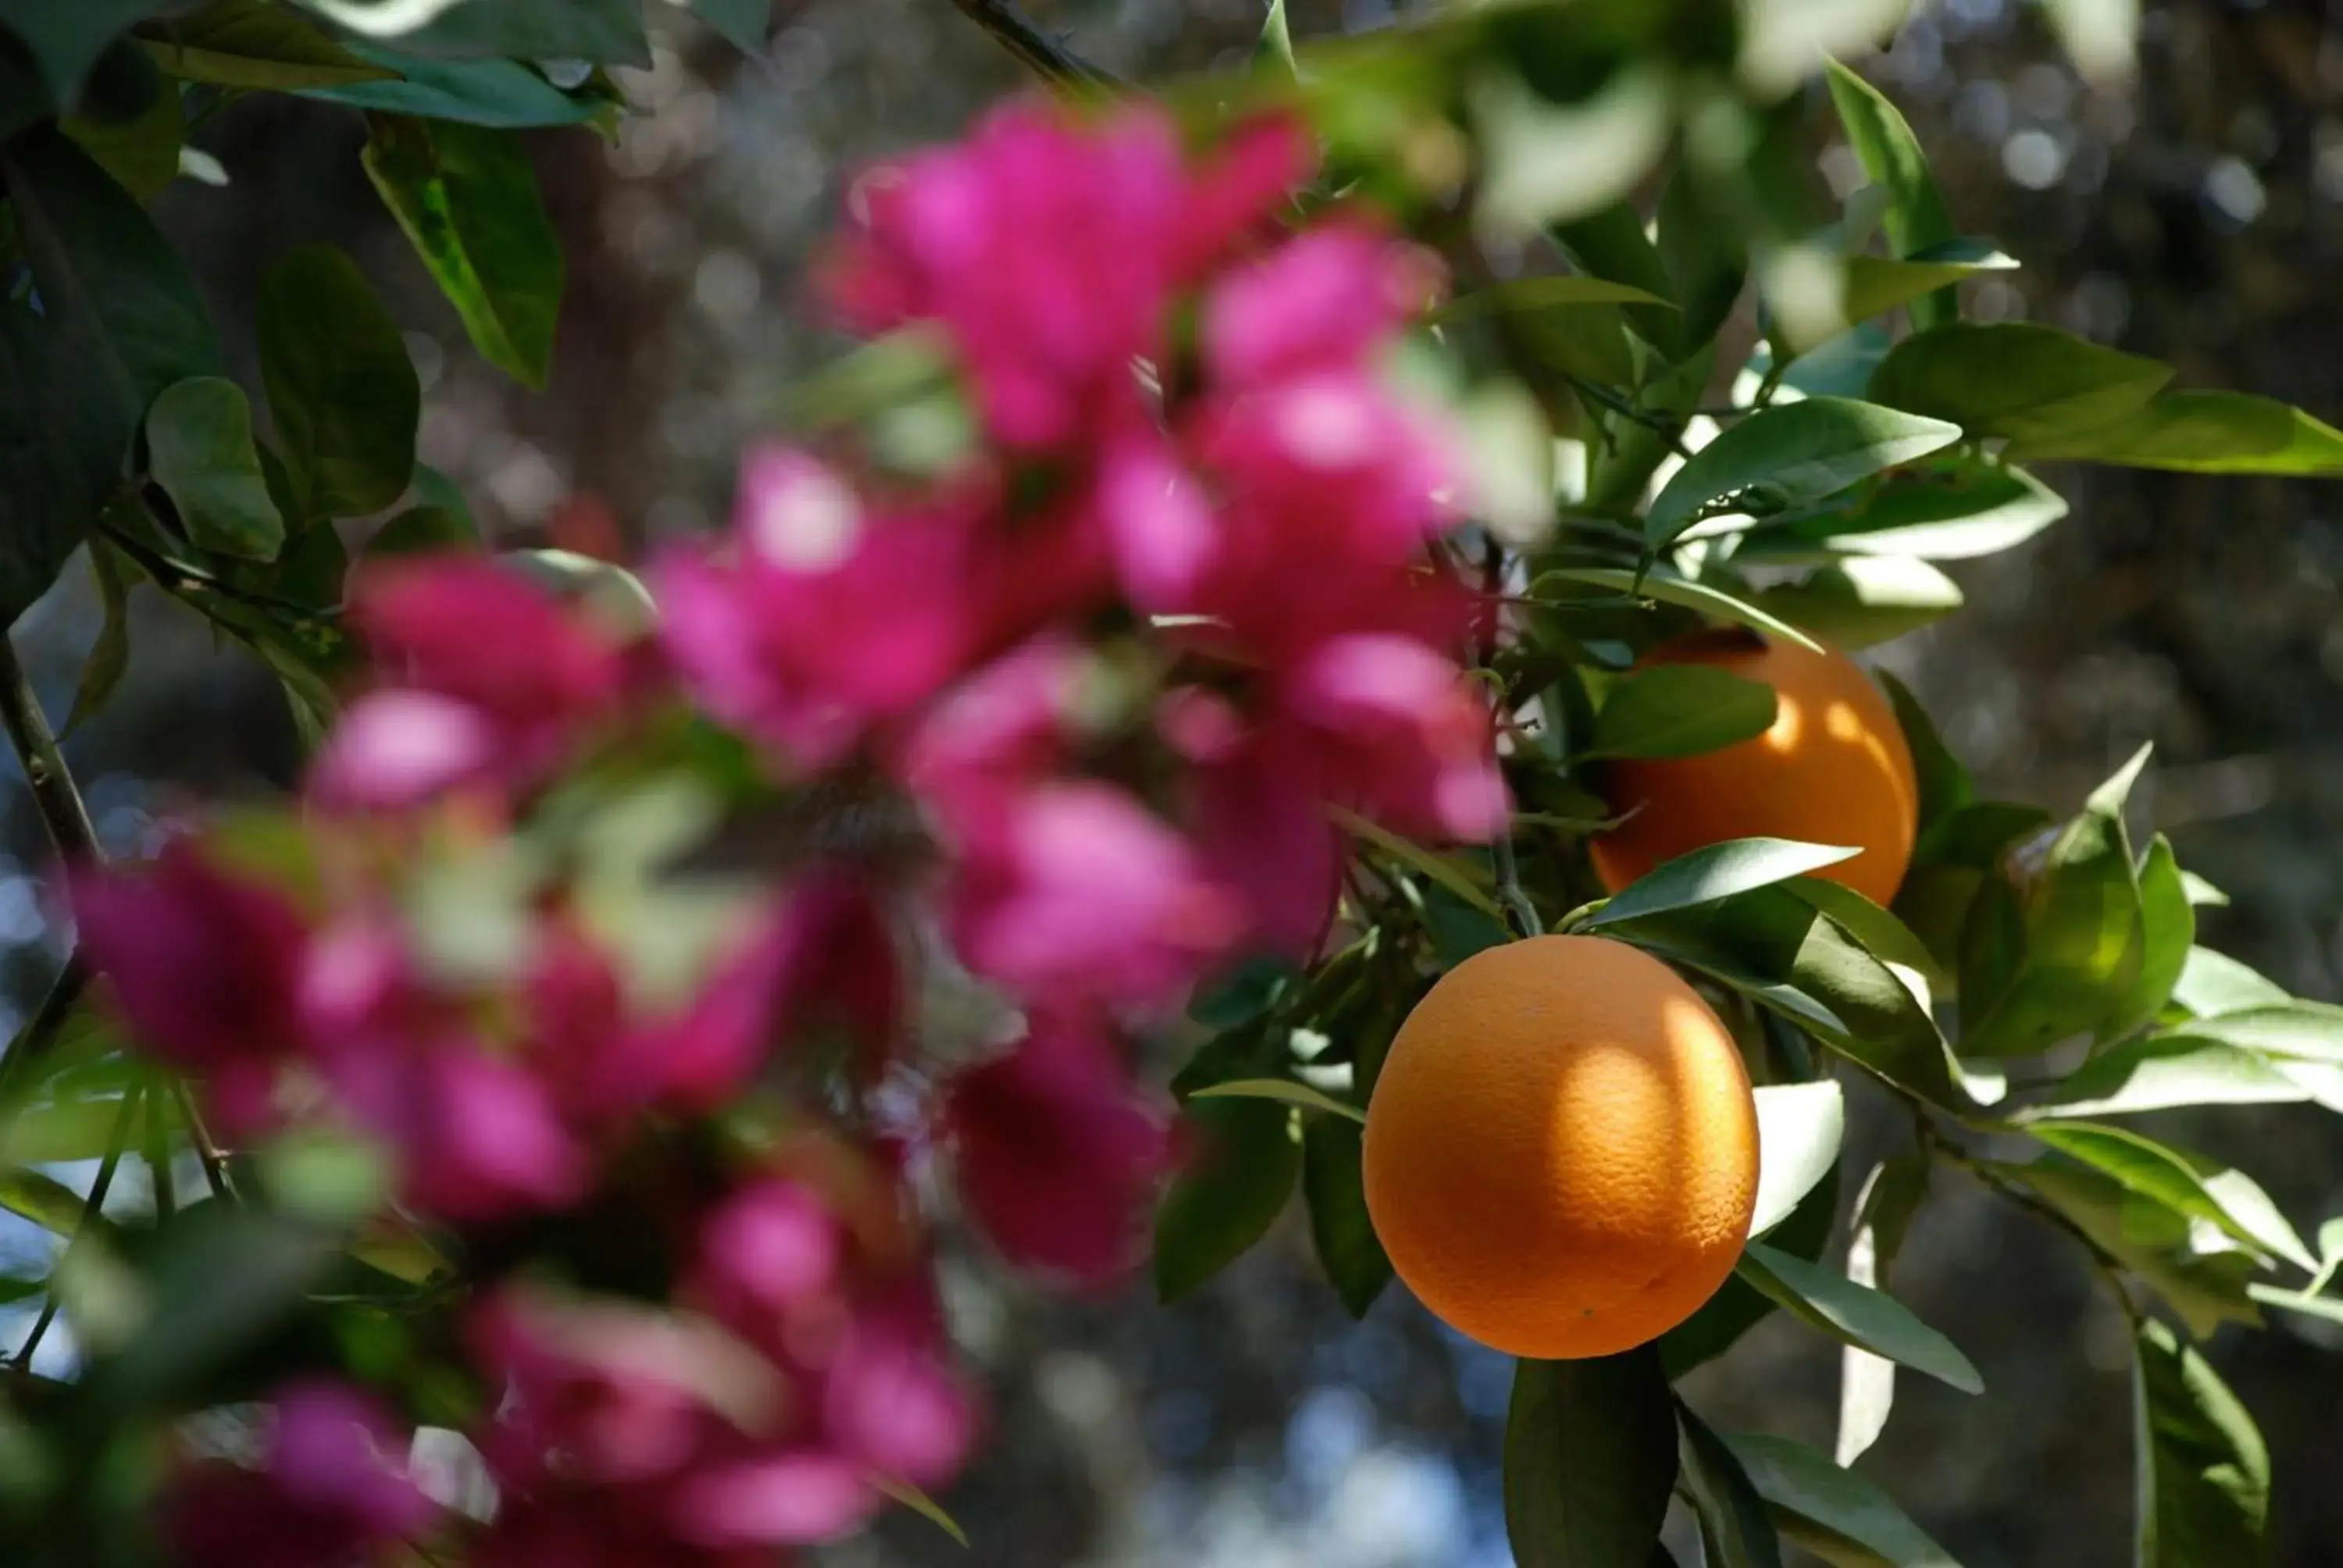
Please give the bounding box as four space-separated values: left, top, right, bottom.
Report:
1361 935 1759 1360
1589 631 1920 907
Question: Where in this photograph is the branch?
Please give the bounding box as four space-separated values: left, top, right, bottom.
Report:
12 1085 140 1379
943 0 1123 91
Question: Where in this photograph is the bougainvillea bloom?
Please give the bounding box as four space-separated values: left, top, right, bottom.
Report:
164 1381 435 1568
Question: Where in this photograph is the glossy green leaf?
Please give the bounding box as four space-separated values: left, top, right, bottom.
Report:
2133 1317 2270 1568
2027 1121 2314 1270
0 1167 91 1235
1987 1159 2260 1338
0 308 109 633
258 244 420 520
0 0 162 98
2105 835 2193 1039
62 539 136 737
2014 1033 2315 1120
1302 1115 1390 1317
1586 664 1778 760
1189 1078 1365 1124
1656 169 1746 365
363 112 562 387
1745 556 1963 649
1534 566 1827 652
2183 1003 2343 1062
1823 60 1958 330
1838 1154 1930 1464
1868 322 2172 447
1550 201 1682 357
1958 745 2151 1057
1255 0 1296 77
1154 1097 1300 1304
1739 1242 1981 1393
144 376 284 558
1646 397 1961 555
1506 1348 1678 1568
1838 249 2014 330
1749 1080 1843 1237
139 0 393 87
2013 390 2343 475
1441 273 1672 323
1788 879 1941 998
1678 1402 1786 1568
1333 807 1507 922
2169 947 2291 1019
62 73 182 199
301 0 650 65
1734 455 2067 563
1724 1431 1962 1568
303 48 603 126
1876 672 1970 846
1585 839 1860 929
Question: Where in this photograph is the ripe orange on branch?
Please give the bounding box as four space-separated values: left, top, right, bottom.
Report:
1589 630 1920 907
1361 935 1759 1360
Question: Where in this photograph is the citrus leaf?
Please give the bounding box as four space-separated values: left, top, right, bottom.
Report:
144 376 284 558
2102 834 2192 1040
258 243 419 519
2015 390 2343 476
1678 1402 1786 1568
139 0 394 87
1743 556 1963 650
1823 60 1957 330
1505 1347 1678 1568
2025 1121 2315 1270
1724 1431 1963 1568
1734 454 2067 564
1987 1159 2260 1339
1440 273 1673 323
0 1167 91 1235
1188 1078 1365 1124
2169 948 2290 1019
302 47 604 126
873 1476 969 1548
1739 1242 1981 1393
1332 807 1507 923
1585 664 1778 761
2133 1317 2270 1568
2014 1033 2315 1120
301 0 650 64
62 538 136 737
1645 397 1961 557
1586 839 1862 930
1749 1081 1843 1238
1302 1115 1390 1318
1154 1097 1299 1305
1867 323 2171 448
1838 1154 1930 1465
1534 566 1825 652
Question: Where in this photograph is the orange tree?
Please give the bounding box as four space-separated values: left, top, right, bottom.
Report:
0 1 2338 1565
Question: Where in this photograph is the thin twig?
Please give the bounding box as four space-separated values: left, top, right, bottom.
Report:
0 636 235 1199
942 0 1124 91
0 955 90 1107
12 1085 141 1378
1478 540 1542 939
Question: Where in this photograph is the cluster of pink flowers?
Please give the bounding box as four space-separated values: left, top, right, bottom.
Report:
65 100 1504 1565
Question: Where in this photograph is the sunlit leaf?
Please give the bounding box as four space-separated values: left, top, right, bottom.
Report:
1646 397 1961 557
2026 1121 2314 1270
1189 1078 1365 1124
1585 839 1860 929
1868 322 2170 448
1534 566 1827 652
1838 1154 1929 1465
1739 1242 1981 1393
1745 556 1963 649
1823 60 1958 331
1724 1431 1963 1568
2133 1317 2269 1568
1749 1081 1843 1237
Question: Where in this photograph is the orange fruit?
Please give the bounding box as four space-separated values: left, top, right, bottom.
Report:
1361 935 1759 1359
1589 631 1919 907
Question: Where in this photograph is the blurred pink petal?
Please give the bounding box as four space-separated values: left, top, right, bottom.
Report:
1191 729 1341 956
308 689 497 809
822 1323 976 1487
899 637 1081 838
1281 633 1508 843
1204 223 1438 390
1097 433 1218 612
165 1381 433 1568
1175 114 1314 275
671 1451 879 1548
690 1178 847 1327
944 1022 1172 1287
331 1045 590 1223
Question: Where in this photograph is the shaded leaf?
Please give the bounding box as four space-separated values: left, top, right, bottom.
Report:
1535 565 1824 651
1506 1348 1678 1568
1189 1078 1364 1124
62 538 136 736
144 376 285 558
1739 1242 1981 1393
1586 839 1860 930
1154 1098 1299 1304
1646 397 1961 556
303 46 604 126
1 0 162 99
1587 664 1778 760
1725 1431 1962 1568
62 72 183 199
2015 1033 2315 1120
304 0 650 66
2133 1317 2270 1568
363 112 562 387
1678 1402 1786 1568
139 0 393 87
2026 1121 2314 1270
1750 1080 1844 1238
258 243 420 520
1988 1159 2260 1338
1867 322 2171 448
1302 1115 1390 1317
1332 807 1507 923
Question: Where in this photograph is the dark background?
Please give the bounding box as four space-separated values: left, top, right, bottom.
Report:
5 1 2341 1563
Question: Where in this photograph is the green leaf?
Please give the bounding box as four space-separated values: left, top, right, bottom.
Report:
1838 1154 1931 1465
1505 1348 1678 1568
1988 1159 2260 1338
2133 1317 2270 1568
1788 875 1941 995
1441 273 1674 324
1878 671 1970 841
1472 62 1673 235
62 539 136 737
301 0 651 65
1744 556 1963 649
0 295 114 632
872 1476 968 1548
1586 664 1778 761
302 46 604 126
1332 807 1509 923
1749 1080 1843 1238
2013 390 2343 475
1838 250 2014 332
0 1167 91 1235
1587 839 1863 931
362 112 562 387
2103 835 2193 1039
2185 1003 2343 1062
1678 1402 1786 1568
1735 454 2068 565
690 0 770 52
1154 1097 1300 1304
1302 1115 1390 1317
1823 60 1958 331
2169 948 2290 1019
2027 1121 2313 1270
2015 1033 2315 1120
1868 323 2172 448
1958 745 2152 1057
1664 1164 1838 1377
1724 1431 1963 1568
1189 1078 1365 1124
1656 169 1746 365
1739 1242 1982 1393
0 0 164 99
1550 201 1682 358
1534 566 1825 652
1645 397 1962 556
256 244 419 519
144 376 285 558
138 0 392 87
62 73 183 199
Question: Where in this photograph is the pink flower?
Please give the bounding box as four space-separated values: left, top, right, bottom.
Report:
945 781 1242 1011
820 1311 975 1487
1187 726 1343 957
898 637 1083 839
164 1381 434 1568
943 1022 1173 1287
821 104 1309 451
68 844 308 1137
669 1451 880 1548
657 451 978 772
1204 222 1440 390
328 1040 591 1223
314 559 625 807
687 1178 848 1329
1278 632 1510 843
